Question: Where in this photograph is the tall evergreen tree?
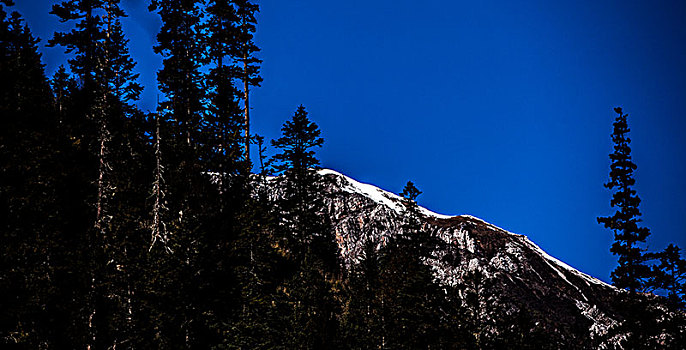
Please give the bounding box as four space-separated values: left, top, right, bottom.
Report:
201 6 267 346
102 16 142 105
0 2 51 111
270 105 336 268
233 0 261 159
49 0 105 92
270 105 341 348
596 107 667 349
50 1 149 347
149 0 206 149
598 107 652 293
148 0 209 258
205 0 247 175
398 181 442 258
148 1 233 347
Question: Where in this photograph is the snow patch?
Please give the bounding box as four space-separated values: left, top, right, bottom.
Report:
521 236 615 290
318 169 453 219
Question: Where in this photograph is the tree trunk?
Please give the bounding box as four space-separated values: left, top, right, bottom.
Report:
243 52 250 162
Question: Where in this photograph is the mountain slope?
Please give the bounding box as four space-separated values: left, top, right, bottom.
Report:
313 169 623 341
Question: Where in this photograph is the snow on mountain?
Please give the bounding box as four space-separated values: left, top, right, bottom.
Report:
309 169 625 341
318 168 610 287
259 168 680 345
318 168 453 219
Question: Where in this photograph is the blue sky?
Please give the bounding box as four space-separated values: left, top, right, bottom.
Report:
13 0 686 284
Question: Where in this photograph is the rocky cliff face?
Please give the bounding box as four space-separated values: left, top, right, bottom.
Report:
312 169 623 342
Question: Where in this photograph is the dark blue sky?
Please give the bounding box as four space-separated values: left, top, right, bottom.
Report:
13 0 686 284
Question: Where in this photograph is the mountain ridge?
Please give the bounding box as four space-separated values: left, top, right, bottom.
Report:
317 168 613 288
296 168 625 344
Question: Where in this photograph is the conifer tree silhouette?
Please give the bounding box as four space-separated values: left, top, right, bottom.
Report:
598 107 652 293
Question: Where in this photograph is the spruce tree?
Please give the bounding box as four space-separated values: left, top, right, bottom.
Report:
103 17 142 105
597 107 652 293
205 0 247 175
270 105 341 347
652 244 686 309
50 1 149 347
49 0 105 92
148 0 211 346
149 0 206 149
597 107 661 348
233 0 262 159
270 105 336 268
377 181 445 349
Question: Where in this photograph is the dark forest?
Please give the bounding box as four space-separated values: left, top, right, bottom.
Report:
1 1 684 348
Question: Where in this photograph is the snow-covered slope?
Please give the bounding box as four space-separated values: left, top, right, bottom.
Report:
308 169 626 341
318 169 607 282
318 169 453 219
260 169 684 345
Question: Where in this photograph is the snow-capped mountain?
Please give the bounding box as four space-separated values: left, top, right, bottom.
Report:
312 169 623 341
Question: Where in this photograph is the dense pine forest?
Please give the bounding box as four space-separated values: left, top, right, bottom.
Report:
1 0 685 348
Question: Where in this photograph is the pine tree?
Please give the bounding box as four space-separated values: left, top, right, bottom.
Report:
206 0 260 161
49 0 105 92
270 105 341 347
149 0 206 149
597 107 652 293
271 105 324 176
597 107 663 348
50 1 149 347
233 0 262 159
0 3 51 112
103 17 142 105
270 105 336 267
148 0 209 264
652 244 686 309
205 0 247 176
195 4 269 346
148 1 253 346
399 181 443 257
376 181 445 349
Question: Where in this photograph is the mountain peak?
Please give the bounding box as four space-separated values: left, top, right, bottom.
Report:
317 168 611 287
300 168 623 340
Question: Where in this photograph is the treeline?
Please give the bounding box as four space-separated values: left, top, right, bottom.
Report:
0 0 553 348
